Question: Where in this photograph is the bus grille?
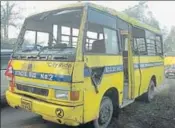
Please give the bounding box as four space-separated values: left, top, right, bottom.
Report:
16 84 49 96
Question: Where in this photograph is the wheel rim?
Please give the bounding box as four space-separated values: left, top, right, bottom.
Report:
99 106 111 125
97 99 113 127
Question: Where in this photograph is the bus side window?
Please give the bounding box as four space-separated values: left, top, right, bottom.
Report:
124 37 128 51
132 38 139 55
104 28 119 54
86 9 120 54
132 27 147 55
156 35 163 55
146 30 156 56
133 38 147 55
85 22 119 55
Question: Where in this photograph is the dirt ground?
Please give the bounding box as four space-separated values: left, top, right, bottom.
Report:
110 79 175 128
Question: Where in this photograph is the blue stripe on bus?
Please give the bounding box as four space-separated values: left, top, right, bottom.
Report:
134 62 163 69
14 70 72 82
84 68 91 77
13 62 163 82
84 62 163 77
84 65 123 77
104 65 123 74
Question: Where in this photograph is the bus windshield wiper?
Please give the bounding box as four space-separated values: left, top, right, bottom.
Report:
37 46 51 57
22 48 38 52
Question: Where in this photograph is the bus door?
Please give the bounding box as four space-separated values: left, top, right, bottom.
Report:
120 30 135 102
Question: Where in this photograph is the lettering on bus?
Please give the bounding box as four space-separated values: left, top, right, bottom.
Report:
28 72 37 78
105 65 123 74
40 73 54 81
47 62 72 69
15 71 28 77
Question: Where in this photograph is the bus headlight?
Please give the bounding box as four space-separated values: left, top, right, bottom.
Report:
55 90 69 100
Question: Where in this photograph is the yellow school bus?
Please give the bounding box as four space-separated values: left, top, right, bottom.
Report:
6 2 164 128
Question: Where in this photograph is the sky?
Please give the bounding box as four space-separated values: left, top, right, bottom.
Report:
7 1 175 38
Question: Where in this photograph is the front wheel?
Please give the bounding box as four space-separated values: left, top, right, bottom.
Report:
93 96 114 128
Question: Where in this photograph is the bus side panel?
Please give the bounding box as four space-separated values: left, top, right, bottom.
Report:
132 57 141 98
134 56 164 97
83 55 124 123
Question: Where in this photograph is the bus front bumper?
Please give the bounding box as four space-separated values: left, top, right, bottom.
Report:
6 91 83 126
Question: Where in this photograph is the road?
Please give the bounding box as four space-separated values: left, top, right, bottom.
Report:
1 78 175 128
1 106 69 128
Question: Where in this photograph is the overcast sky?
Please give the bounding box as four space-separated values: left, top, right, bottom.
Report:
8 1 175 38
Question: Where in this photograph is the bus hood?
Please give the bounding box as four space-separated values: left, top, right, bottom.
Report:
11 60 74 83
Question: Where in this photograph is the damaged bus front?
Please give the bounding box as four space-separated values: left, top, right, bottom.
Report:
6 5 87 126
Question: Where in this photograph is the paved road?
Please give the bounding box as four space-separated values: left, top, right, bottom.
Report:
1 106 70 128
1 78 174 128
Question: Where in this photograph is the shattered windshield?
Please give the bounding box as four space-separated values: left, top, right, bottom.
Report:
15 8 83 57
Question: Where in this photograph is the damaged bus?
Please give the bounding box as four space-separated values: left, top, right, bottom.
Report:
5 2 164 128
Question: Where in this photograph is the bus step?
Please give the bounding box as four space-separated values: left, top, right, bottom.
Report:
120 99 135 108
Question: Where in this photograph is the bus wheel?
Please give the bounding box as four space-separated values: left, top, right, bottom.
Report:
145 80 155 102
93 96 113 128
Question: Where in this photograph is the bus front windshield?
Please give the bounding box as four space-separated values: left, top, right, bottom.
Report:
15 8 83 59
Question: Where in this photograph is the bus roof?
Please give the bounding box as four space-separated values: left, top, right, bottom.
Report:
27 2 161 35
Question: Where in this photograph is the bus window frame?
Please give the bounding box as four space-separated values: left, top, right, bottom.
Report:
87 7 117 29
155 34 163 56
132 26 163 57
83 7 121 56
146 30 158 56
132 26 147 56
83 21 121 56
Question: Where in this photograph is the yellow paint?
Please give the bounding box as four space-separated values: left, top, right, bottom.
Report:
164 56 175 66
83 55 124 123
133 56 164 98
6 90 83 126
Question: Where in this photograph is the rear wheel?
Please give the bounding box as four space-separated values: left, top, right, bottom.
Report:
144 80 155 102
93 96 114 128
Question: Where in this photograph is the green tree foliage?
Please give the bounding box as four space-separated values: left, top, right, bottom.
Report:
123 1 160 29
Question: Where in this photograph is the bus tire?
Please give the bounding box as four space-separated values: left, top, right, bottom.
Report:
143 80 156 102
93 96 114 128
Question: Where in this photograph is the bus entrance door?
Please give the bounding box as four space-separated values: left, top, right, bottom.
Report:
120 30 135 107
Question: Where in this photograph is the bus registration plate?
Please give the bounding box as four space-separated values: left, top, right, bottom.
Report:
21 99 32 111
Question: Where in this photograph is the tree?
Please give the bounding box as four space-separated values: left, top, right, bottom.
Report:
124 1 148 22
146 11 160 29
164 26 175 53
123 1 160 29
1 1 23 40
